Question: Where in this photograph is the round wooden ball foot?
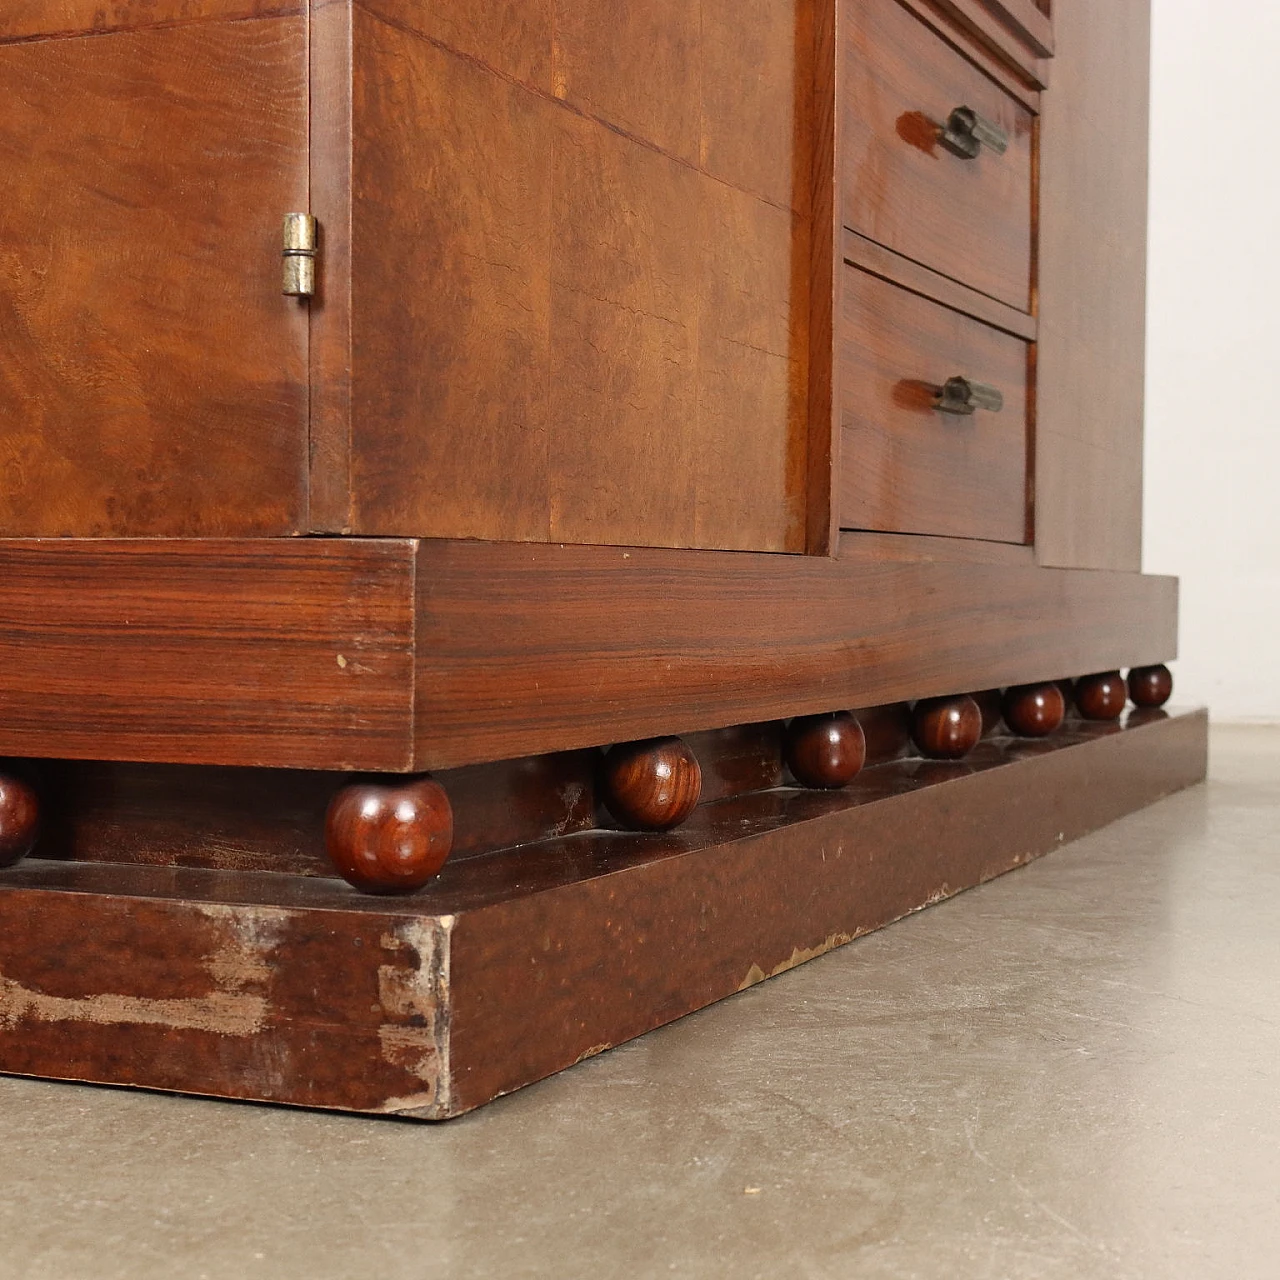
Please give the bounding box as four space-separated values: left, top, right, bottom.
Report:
602 737 702 831
0 771 39 868
1128 664 1173 708
325 776 453 894
1002 683 1066 738
912 695 983 760
785 712 867 789
1075 671 1128 721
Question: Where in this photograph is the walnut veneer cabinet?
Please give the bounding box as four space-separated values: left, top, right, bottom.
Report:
0 0 1204 1118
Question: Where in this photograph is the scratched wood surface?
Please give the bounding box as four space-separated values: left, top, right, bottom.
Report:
0 709 1208 1118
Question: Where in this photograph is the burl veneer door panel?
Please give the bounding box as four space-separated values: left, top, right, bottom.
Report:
346 3 811 553
0 17 309 537
842 0 1034 312
1036 0 1149 570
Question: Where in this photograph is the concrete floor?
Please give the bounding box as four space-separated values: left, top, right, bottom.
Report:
0 724 1276 1279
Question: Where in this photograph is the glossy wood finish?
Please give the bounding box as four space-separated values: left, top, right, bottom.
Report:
0 773 39 868
32 724 805 879
0 540 416 770
844 230 1038 342
1002 682 1066 737
0 537 1179 772
973 688 1005 737
0 709 1209 1118
412 538 1180 770
857 703 914 765
911 694 984 759
1036 0 1150 571
341 1 814 553
839 267 1029 543
0 16 309 537
895 0 1045 103
325 777 453 893
842 0 1035 312
1128 664 1174 709
914 0 1052 83
807 0 841 556
785 713 867 789
602 738 703 832
306 0 356 533
1075 671 1128 722
963 0 1053 56
0 0 292 42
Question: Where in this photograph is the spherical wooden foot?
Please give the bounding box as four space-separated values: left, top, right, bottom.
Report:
325 776 453 894
785 712 867 789
1001 683 1066 738
602 736 702 831
1128 664 1173 709
1075 671 1128 721
0 772 39 868
912 695 983 760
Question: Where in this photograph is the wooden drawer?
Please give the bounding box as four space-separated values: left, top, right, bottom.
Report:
842 0 1034 311
840 266 1029 544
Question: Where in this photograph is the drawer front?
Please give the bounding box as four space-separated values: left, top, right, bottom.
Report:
842 0 1034 311
840 267 1029 544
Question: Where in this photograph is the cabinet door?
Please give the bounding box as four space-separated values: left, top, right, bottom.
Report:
0 10 309 537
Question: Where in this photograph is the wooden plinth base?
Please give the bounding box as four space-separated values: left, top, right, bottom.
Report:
0 709 1207 1119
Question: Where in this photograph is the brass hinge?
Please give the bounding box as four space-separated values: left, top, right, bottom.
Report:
282 213 318 298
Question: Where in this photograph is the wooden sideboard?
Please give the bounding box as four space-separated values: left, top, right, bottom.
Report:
0 0 1202 1118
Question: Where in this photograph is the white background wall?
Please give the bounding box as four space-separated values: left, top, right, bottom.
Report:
1145 0 1280 719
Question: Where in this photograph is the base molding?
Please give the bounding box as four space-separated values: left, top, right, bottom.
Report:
0 708 1207 1119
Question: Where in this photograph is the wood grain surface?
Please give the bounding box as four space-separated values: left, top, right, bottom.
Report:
307 0 357 533
1035 0 1150 571
0 540 416 770
913 0 1052 84
844 229 1038 341
0 709 1206 1118
842 0 1035 311
342 2 813 553
445 710 1206 1116
0 0 296 42
0 535 1179 772
411 538 1178 770
839 266 1029 543
0 17 309 537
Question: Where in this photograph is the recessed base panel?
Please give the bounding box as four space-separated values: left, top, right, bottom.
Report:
0 709 1207 1119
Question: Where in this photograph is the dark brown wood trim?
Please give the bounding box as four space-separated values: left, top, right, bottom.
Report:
0 708 1207 1118
837 530 1036 565
307 0 355 532
978 0 1053 56
0 1 302 45
0 538 417 771
897 0 1050 95
0 538 1177 773
411 539 1179 770
843 230 1038 340
806 0 840 556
